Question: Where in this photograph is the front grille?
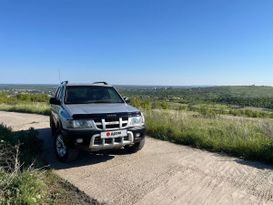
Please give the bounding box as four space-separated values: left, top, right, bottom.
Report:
124 136 129 141
105 116 119 122
114 138 122 143
105 138 112 144
94 115 128 130
94 137 102 145
107 124 120 129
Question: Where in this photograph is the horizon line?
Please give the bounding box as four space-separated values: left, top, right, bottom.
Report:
0 83 272 88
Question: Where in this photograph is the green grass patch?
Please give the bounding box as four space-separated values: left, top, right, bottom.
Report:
0 124 47 204
145 109 273 164
0 169 47 205
0 103 50 115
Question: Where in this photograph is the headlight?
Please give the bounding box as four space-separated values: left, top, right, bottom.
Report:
73 120 94 128
64 120 94 129
129 113 145 126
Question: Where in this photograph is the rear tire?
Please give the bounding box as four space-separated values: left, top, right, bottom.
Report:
54 131 79 162
124 138 145 153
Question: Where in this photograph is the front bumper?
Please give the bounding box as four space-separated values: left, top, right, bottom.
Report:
61 126 146 151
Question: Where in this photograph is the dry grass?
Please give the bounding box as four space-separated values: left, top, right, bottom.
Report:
0 103 50 115
145 109 273 164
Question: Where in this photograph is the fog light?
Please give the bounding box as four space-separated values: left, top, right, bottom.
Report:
136 133 141 138
76 138 83 143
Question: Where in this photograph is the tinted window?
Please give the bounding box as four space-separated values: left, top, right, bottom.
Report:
65 86 124 104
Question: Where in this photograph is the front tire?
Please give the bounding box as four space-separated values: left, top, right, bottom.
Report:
50 114 56 136
124 138 145 153
54 132 79 162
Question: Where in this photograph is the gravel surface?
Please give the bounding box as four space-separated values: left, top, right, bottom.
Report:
0 111 273 205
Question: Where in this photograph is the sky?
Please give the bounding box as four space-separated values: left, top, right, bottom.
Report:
0 0 273 86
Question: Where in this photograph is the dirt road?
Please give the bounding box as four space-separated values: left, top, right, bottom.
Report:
0 111 273 205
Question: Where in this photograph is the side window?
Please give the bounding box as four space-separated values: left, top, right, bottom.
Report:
57 86 64 101
55 87 60 98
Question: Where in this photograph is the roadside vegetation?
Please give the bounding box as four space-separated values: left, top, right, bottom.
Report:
0 92 50 115
145 109 273 163
0 102 50 115
1 88 273 164
0 124 100 205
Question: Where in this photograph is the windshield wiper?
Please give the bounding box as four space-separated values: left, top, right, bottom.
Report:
93 101 113 103
66 100 122 104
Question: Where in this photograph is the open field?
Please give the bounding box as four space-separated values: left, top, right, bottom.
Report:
0 111 273 205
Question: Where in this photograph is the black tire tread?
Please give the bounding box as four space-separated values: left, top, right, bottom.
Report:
54 130 79 163
125 138 145 153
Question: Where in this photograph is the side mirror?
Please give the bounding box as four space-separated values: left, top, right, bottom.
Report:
123 97 130 103
49 97 61 105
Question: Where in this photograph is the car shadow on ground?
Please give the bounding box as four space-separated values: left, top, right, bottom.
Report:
234 159 273 171
36 128 134 170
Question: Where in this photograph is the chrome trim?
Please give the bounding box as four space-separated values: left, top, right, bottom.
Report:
94 117 129 131
101 119 106 130
89 131 134 151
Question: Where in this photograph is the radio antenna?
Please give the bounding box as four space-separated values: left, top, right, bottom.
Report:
58 69 61 83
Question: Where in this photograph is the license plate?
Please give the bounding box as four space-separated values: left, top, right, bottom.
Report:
101 130 127 139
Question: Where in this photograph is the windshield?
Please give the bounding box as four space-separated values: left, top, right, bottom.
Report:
64 86 124 104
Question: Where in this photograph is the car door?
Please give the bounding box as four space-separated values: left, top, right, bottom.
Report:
51 86 63 126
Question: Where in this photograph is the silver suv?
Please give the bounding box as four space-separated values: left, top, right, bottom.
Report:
50 81 146 162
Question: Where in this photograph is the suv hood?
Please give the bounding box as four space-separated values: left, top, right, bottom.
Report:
65 103 139 116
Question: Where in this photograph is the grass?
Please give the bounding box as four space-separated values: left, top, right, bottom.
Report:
0 102 50 115
145 109 273 164
0 125 47 205
0 169 47 205
0 124 100 205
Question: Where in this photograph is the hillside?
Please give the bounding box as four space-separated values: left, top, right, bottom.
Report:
118 85 273 108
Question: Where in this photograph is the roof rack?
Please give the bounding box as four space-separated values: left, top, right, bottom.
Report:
61 81 68 85
92 82 108 85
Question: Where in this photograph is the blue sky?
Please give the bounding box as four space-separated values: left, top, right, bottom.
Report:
0 0 273 85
